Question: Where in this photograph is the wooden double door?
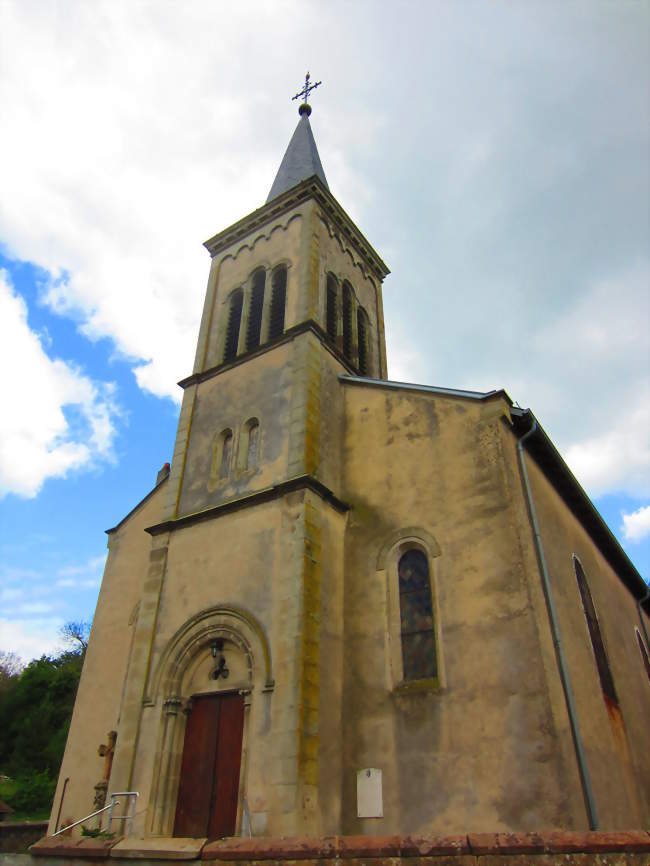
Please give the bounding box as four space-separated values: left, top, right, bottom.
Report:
173 692 245 838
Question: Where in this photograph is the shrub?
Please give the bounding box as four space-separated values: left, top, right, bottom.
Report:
7 770 56 814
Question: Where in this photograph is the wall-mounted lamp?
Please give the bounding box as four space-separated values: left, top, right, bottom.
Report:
209 639 229 680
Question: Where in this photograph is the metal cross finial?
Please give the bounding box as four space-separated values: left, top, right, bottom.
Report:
292 71 322 112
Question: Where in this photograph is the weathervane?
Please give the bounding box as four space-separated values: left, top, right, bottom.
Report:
292 71 322 116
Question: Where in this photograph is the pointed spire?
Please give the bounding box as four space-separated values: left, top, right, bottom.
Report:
266 74 329 203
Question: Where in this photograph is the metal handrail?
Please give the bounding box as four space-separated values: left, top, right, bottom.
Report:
52 791 139 837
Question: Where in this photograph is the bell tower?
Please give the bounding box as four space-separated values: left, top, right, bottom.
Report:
157 89 389 526
104 87 390 838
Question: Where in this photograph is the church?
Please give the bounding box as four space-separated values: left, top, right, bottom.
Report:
44 83 650 851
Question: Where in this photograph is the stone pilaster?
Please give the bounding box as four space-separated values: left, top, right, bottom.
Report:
108 532 171 799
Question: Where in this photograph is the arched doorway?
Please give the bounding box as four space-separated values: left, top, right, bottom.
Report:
146 606 274 838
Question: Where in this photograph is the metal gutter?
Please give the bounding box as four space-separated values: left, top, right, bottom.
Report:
510 407 648 608
517 419 599 830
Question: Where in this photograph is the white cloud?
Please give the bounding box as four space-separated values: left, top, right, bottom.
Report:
0 552 104 661
54 554 106 589
0 588 24 603
0 1 316 403
0 271 120 498
0 617 64 664
0 0 647 509
57 554 106 579
621 505 650 543
564 398 650 499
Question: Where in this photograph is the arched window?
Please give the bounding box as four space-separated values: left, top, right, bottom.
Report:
635 627 650 684
357 307 369 375
268 266 287 341
398 549 437 681
326 274 338 342
209 428 233 488
219 429 233 479
223 290 243 363
574 557 618 705
246 270 265 352
245 419 259 470
342 281 353 362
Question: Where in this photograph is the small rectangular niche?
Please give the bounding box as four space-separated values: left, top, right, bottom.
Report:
356 768 383 818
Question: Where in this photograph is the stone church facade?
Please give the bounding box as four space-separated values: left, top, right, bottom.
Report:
48 104 650 843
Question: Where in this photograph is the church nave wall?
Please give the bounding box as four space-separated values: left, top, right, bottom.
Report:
338 384 569 834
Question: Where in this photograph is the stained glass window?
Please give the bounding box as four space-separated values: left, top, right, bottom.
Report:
246 270 265 351
342 282 353 362
223 290 243 363
398 549 437 681
357 307 369 375
636 628 650 684
268 266 287 340
574 558 618 705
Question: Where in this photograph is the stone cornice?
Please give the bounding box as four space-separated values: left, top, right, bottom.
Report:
203 176 390 282
144 474 349 536
177 319 358 389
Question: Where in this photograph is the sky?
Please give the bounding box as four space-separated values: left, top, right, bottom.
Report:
0 0 648 663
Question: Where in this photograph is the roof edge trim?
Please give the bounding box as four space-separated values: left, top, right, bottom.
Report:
203 177 390 280
340 375 512 404
513 407 648 604
106 474 169 535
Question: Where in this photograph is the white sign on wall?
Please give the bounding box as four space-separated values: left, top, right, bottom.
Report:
356 768 383 818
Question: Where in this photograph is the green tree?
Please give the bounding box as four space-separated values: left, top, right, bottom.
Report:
0 628 87 818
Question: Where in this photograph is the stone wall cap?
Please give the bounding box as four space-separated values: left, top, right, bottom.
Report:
467 830 650 854
111 836 206 859
202 836 337 860
30 835 123 858
400 834 471 855
0 820 47 829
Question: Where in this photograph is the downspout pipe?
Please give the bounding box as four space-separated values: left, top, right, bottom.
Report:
517 418 599 830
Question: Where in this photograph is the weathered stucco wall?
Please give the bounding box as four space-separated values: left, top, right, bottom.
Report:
116 484 347 839
48 483 166 834
521 452 650 828
339 383 576 834
176 344 293 517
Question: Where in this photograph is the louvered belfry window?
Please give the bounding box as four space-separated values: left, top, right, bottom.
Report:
246 270 265 351
268 266 287 340
398 549 437 681
357 307 368 375
223 290 243 362
342 281 353 362
326 274 338 341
